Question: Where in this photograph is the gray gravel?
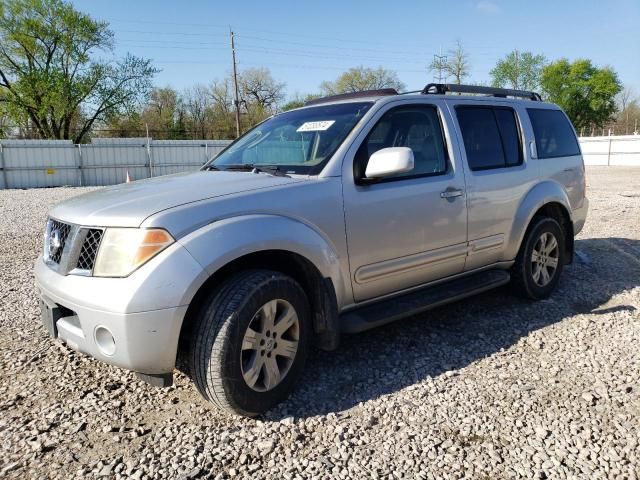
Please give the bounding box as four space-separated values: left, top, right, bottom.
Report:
1 167 639 479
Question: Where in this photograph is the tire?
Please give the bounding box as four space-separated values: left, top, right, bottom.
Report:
511 216 565 300
188 269 311 416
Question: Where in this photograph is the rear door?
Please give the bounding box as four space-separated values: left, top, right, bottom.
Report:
526 107 586 210
449 100 539 270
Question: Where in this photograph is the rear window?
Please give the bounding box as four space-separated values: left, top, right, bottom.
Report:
527 108 581 159
455 106 522 171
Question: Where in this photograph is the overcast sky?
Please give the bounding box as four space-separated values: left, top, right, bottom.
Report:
71 0 640 99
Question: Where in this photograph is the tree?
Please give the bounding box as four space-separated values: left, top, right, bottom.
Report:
320 66 405 95
183 84 212 139
0 0 157 142
429 54 449 83
540 59 621 131
445 40 470 85
616 86 639 135
239 67 285 113
140 87 187 139
490 50 546 91
281 93 321 111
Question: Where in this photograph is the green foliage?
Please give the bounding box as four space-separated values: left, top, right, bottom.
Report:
320 66 405 95
0 0 157 142
490 51 546 91
281 94 321 112
541 59 621 130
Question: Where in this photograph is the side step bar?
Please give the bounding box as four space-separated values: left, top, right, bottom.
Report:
340 269 510 333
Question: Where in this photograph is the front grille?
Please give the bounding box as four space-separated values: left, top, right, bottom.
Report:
77 229 104 271
47 219 72 264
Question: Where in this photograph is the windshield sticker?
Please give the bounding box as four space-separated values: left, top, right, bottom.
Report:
296 120 335 132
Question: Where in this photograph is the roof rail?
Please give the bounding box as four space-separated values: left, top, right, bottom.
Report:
422 83 542 101
304 88 398 106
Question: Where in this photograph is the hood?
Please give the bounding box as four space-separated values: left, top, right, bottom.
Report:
49 170 303 227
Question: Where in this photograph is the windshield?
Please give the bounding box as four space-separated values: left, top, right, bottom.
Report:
208 102 373 175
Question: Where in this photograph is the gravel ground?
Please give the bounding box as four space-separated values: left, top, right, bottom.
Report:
0 166 639 479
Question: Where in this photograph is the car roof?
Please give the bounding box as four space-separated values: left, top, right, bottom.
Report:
296 84 558 110
293 94 557 112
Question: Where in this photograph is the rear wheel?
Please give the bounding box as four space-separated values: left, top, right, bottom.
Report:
511 217 565 299
188 270 311 416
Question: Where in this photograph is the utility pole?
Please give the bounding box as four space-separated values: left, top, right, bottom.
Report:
230 29 241 138
513 49 519 90
432 47 448 83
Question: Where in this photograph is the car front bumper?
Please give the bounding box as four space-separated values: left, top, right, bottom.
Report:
34 242 206 374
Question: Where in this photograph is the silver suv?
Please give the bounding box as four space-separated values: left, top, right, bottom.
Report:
35 84 588 416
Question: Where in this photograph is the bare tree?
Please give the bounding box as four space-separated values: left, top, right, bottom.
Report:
616 86 638 135
320 66 405 95
183 84 212 139
445 40 470 85
239 68 286 113
210 78 234 115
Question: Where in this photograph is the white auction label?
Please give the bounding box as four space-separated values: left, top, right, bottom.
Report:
296 120 335 132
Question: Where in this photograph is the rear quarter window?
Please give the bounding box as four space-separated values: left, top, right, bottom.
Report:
527 108 581 159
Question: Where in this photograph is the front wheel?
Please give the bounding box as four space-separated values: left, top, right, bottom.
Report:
511 217 565 300
188 270 311 416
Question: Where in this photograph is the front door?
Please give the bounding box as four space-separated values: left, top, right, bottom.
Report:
342 101 468 302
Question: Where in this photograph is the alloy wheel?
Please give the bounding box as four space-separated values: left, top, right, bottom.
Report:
530 232 560 287
240 299 300 392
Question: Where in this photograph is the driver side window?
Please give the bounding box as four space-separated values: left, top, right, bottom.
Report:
354 105 448 181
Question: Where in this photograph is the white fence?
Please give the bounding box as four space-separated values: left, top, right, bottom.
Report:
1 135 639 190
0 138 232 189
580 135 640 166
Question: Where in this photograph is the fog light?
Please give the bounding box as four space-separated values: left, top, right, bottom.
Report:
94 326 116 356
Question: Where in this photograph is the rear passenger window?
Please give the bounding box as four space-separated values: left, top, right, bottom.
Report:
527 108 581 158
456 106 522 171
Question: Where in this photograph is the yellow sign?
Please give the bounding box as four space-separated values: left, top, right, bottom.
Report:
46 169 55 175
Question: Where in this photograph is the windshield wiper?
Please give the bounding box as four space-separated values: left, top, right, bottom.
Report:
221 164 290 177
202 164 221 171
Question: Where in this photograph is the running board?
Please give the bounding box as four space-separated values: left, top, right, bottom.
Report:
340 270 510 333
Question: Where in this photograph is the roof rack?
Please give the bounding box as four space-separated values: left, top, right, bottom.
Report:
422 83 542 101
304 88 398 106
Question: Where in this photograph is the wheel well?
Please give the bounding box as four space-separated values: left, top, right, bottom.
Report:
177 250 340 368
531 202 574 263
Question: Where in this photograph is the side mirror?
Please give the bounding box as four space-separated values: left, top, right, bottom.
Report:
365 147 414 179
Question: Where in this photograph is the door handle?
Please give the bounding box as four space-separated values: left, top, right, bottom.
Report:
563 167 576 172
440 188 464 199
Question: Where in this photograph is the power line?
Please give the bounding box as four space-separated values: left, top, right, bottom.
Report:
152 59 428 74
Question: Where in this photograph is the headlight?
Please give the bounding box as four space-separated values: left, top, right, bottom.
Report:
93 228 174 277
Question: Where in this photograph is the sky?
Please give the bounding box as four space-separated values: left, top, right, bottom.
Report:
71 0 640 99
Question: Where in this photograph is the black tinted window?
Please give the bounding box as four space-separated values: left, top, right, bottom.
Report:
495 109 522 166
355 105 448 180
528 108 580 158
456 106 522 170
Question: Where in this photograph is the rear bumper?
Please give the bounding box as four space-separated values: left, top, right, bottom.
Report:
573 197 589 235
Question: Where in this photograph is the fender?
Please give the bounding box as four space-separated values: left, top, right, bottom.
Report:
175 214 349 309
505 180 573 261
